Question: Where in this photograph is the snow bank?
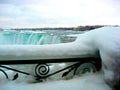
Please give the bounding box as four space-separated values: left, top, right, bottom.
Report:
0 72 111 90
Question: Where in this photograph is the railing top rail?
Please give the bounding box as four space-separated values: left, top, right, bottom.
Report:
0 57 101 65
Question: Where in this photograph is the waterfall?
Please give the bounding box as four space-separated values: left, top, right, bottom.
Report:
0 30 63 45
27 33 42 45
51 35 61 44
0 32 17 44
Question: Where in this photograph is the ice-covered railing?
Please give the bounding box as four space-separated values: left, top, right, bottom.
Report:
0 29 101 81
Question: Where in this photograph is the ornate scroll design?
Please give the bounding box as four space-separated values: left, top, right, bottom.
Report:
35 64 50 77
0 57 101 80
34 62 96 79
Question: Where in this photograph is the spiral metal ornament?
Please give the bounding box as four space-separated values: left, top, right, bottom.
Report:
74 62 97 75
35 64 50 77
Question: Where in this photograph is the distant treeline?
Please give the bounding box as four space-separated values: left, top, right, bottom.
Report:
12 27 75 31
11 25 104 31
74 25 103 31
2 25 120 31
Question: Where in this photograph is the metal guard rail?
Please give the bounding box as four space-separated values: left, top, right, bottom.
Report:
0 57 101 81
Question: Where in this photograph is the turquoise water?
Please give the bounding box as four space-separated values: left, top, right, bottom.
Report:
0 31 62 45
0 30 81 45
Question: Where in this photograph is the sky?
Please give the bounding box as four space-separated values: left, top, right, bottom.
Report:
0 0 120 28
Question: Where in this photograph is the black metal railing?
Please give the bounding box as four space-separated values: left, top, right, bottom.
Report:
0 57 101 81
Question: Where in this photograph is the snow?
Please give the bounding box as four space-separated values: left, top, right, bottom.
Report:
0 72 111 90
0 26 120 90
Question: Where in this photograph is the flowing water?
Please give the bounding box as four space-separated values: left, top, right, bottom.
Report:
0 29 82 45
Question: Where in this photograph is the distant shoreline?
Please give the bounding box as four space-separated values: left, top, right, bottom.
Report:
1 25 119 31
